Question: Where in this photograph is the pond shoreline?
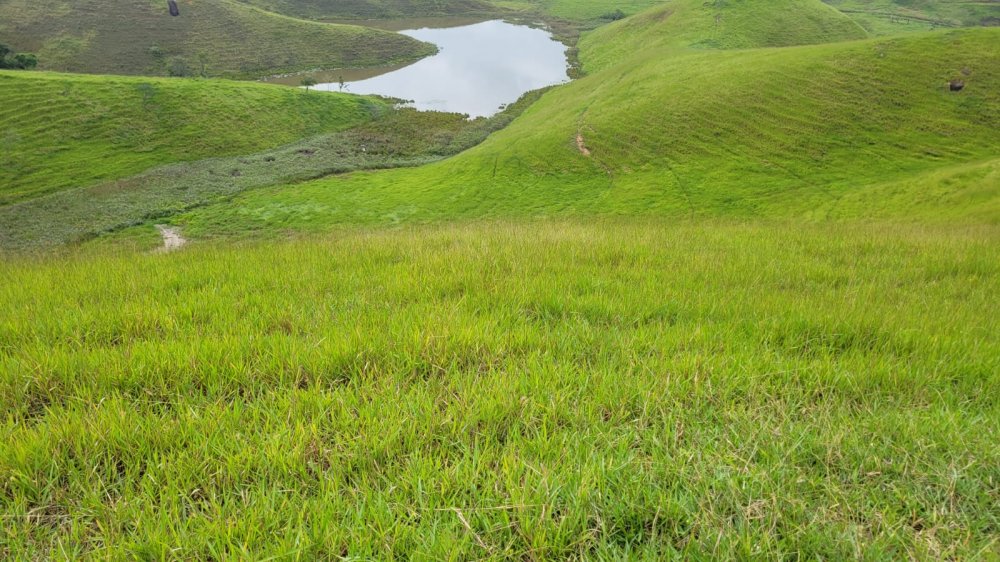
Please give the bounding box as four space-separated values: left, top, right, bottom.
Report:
263 20 570 118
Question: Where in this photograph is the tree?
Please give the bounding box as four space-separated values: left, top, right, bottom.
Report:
0 43 38 70
13 54 37 70
301 77 318 92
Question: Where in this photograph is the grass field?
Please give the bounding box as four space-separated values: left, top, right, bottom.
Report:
2 0 999 557
2 221 999 558
822 0 1000 35
242 0 497 20
579 0 868 71
239 0 664 21
0 0 434 78
0 70 390 205
0 90 546 250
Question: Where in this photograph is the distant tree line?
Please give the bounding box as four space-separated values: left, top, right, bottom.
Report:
0 44 37 69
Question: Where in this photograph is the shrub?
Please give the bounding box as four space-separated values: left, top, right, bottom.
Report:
0 43 38 69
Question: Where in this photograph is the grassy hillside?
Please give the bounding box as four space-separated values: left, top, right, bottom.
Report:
239 0 663 21
2 0 999 557
488 0 668 21
2 221 999 558
0 71 388 205
0 91 546 251
241 0 496 20
823 0 1000 35
579 0 869 72
172 27 1000 239
0 0 434 78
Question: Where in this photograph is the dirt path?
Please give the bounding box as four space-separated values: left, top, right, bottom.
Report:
155 225 187 252
576 133 591 157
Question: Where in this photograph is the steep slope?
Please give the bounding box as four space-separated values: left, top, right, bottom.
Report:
579 0 869 72
0 71 389 205
175 26 1000 236
0 0 434 78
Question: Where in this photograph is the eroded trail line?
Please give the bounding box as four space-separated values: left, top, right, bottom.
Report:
576 133 591 157
155 225 187 252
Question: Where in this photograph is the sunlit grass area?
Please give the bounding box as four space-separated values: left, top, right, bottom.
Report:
2 0 999 558
2 220 998 558
0 71 388 205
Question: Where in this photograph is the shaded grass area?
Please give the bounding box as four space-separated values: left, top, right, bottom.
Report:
1 221 998 558
0 0 434 78
0 90 546 251
172 29 1000 239
0 71 388 205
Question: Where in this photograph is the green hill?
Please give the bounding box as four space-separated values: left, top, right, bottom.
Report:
174 26 1000 237
240 0 496 20
0 0 434 78
822 0 1000 35
236 0 662 22
0 70 389 205
580 0 869 72
2 1 1000 558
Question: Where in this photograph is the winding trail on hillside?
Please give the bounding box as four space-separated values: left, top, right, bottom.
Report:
156 225 187 252
576 107 617 191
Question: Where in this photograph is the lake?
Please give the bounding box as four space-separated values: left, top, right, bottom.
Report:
270 20 570 118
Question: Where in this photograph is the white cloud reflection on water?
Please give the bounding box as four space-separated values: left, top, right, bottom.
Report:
314 20 569 118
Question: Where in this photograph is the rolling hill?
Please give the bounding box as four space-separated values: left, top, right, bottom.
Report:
2 0 1000 558
172 24 999 236
236 0 664 21
822 0 1000 35
579 0 869 72
238 0 496 20
0 0 435 78
0 70 389 205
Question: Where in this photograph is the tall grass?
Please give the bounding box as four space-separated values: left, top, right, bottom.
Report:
2 220 998 558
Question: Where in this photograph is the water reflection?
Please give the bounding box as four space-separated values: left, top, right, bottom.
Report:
318 20 569 117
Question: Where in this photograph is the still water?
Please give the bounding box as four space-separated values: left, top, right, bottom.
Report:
304 20 570 118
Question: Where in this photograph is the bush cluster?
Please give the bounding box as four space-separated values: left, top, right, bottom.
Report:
0 43 37 69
